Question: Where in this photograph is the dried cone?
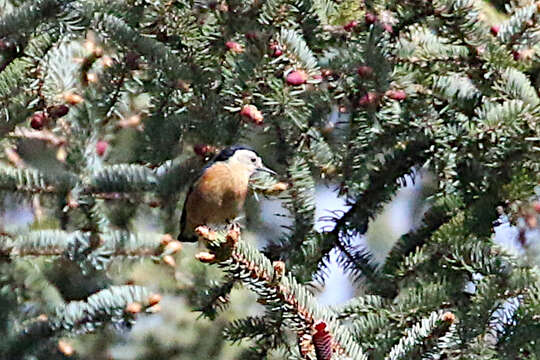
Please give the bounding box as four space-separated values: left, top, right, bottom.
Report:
48 105 69 119
225 41 244 53
357 65 373 78
313 321 333 360
196 251 217 263
382 23 393 34
162 255 176 267
195 225 216 241
298 333 314 357
96 140 108 157
30 112 48 130
126 302 143 314
265 182 289 195
386 89 407 101
272 260 285 282
286 70 308 85
441 312 456 324
240 104 264 125
358 92 380 107
148 293 162 306
164 240 183 254
193 144 218 158
58 340 74 356
343 20 358 32
533 201 540 214
365 12 377 25
270 44 283 57
160 233 174 245
63 92 84 105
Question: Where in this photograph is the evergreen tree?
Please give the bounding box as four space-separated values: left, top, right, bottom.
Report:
0 0 539 359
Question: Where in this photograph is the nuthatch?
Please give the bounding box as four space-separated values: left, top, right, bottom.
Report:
178 145 276 242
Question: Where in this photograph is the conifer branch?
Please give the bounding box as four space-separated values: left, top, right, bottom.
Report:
224 315 282 344
327 141 431 289
197 228 367 360
3 285 155 358
497 4 538 44
0 0 538 357
89 164 159 193
0 0 72 37
0 58 33 101
93 13 192 81
0 163 175 196
278 29 319 72
334 294 386 320
0 230 176 264
385 311 456 360
226 313 286 358
498 68 540 107
52 285 154 332
281 157 317 280
0 166 76 194
382 194 464 276
195 277 236 319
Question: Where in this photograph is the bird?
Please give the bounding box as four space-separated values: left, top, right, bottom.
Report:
178 145 276 242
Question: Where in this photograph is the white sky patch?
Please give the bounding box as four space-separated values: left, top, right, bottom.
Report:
313 185 355 305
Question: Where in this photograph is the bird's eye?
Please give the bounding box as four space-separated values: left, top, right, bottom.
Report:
251 158 256 163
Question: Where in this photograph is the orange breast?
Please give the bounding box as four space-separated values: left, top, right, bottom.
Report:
185 162 250 229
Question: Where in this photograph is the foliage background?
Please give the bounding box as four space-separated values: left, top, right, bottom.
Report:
0 0 539 359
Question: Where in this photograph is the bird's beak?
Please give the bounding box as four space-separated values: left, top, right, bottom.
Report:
256 166 277 175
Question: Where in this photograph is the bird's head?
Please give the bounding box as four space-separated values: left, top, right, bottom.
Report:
214 145 276 176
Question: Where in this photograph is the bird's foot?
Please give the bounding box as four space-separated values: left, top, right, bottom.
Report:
226 222 240 245
227 221 241 233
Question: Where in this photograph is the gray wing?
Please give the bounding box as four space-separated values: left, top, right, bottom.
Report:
178 158 220 242
178 184 198 242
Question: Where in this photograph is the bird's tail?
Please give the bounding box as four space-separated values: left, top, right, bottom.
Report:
177 231 198 242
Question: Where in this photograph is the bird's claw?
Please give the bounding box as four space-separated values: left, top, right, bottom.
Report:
228 221 241 233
